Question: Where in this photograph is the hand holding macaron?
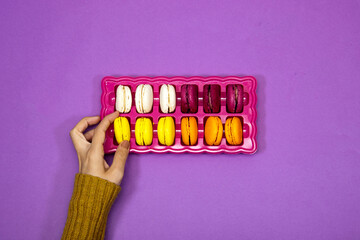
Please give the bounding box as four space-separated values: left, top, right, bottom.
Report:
108 80 249 153
69 112 130 185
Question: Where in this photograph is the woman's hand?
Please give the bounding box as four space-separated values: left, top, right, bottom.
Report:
69 111 130 185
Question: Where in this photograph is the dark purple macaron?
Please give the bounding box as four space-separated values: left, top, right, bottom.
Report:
203 84 221 113
181 85 198 113
226 84 244 113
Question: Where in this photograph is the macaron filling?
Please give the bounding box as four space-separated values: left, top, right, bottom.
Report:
207 85 213 112
187 118 191 144
185 85 190 113
140 85 145 113
233 85 239 113
140 120 145 145
228 118 236 144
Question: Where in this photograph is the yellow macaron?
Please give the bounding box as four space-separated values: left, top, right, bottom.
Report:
114 117 130 144
204 116 223 145
135 117 153 146
157 117 175 146
225 117 243 145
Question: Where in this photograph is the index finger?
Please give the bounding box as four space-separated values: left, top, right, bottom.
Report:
91 111 119 150
71 116 101 135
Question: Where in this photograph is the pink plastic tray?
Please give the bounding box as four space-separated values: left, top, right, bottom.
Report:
100 76 257 154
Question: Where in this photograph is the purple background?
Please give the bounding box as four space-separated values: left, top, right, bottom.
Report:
1 0 360 239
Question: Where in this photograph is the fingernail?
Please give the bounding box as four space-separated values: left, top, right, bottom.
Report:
120 140 130 150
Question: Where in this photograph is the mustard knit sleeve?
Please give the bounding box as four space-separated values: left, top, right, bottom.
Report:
62 174 121 240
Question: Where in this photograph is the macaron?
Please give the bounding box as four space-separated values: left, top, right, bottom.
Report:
226 84 244 113
135 117 153 146
160 84 176 113
135 84 153 113
225 117 243 145
114 117 131 144
181 117 198 146
181 85 198 113
203 84 221 113
116 85 132 113
157 117 175 146
204 116 223 145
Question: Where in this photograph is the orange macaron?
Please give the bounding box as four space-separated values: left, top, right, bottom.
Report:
204 116 223 145
225 117 243 145
181 117 198 145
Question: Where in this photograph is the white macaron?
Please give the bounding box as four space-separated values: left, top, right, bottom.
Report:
116 85 132 113
160 84 176 113
135 84 153 113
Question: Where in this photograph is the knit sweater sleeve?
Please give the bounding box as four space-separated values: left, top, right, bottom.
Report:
62 174 121 240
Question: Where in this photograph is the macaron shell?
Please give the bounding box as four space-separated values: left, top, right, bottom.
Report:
159 85 169 113
181 85 198 113
214 117 223 145
187 85 198 113
121 117 131 142
235 85 244 113
204 85 221 113
180 85 187 113
226 85 236 113
157 117 175 146
135 85 144 113
225 118 233 145
157 117 165 144
165 117 175 145
116 86 125 113
141 84 153 113
188 117 198 145
142 118 153 145
114 117 130 144
225 117 243 145
181 118 189 145
203 85 211 113
116 85 132 113
204 116 223 145
168 85 176 113
135 118 143 145
124 86 132 113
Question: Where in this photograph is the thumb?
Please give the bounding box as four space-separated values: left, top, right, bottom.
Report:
109 140 130 181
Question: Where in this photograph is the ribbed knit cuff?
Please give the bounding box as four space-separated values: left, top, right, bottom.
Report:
62 174 121 240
